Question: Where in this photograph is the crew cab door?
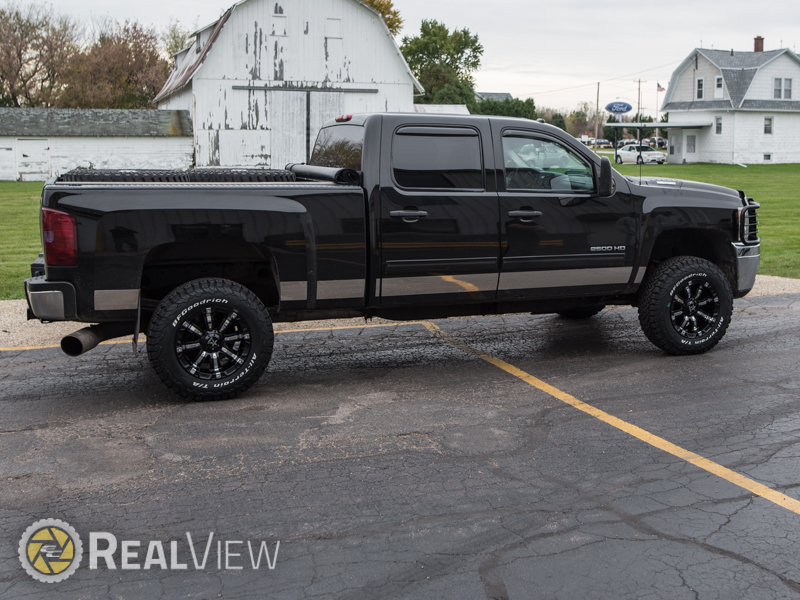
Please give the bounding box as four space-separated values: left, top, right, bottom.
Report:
495 127 637 300
377 117 499 306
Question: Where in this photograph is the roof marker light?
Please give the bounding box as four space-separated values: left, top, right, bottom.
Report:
335 114 353 122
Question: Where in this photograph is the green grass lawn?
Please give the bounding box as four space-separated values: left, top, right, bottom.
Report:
0 182 43 300
0 165 797 301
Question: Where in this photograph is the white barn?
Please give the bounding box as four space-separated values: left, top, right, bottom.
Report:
0 109 193 181
662 39 800 164
155 0 423 168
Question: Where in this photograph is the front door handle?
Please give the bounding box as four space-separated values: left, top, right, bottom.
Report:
390 209 428 223
508 210 542 222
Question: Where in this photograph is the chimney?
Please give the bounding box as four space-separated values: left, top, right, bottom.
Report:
754 36 764 52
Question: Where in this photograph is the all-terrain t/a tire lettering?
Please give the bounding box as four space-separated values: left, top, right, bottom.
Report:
638 256 733 355
147 278 274 401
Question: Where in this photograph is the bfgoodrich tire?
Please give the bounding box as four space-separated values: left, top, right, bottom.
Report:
147 278 274 400
638 257 733 355
557 305 605 319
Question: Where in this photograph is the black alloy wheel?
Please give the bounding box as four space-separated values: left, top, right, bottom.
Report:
147 278 274 400
174 305 252 380
638 256 733 355
668 277 721 339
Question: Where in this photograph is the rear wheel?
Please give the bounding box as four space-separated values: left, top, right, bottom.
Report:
638 257 733 355
147 278 274 400
636 156 644 165
557 305 605 320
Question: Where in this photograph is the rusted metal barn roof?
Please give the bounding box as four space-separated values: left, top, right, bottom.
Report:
0 109 193 137
154 8 233 103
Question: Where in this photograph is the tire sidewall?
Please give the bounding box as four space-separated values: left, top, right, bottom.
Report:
148 281 272 399
657 268 731 351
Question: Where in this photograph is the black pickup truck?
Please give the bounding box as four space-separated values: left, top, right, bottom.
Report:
24 113 760 400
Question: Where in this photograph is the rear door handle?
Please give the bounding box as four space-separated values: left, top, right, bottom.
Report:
507 210 542 219
390 210 428 223
390 210 428 218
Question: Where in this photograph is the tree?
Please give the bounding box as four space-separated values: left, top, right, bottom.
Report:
630 113 654 139
565 109 588 138
161 17 192 59
660 112 669 138
470 97 536 120
58 20 170 109
415 62 475 105
603 115 620 143
0 3 80 107
401 20 483 104
362 0 402 37
549 113 566 131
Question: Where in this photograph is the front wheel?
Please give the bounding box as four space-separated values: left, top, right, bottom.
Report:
615 155 623 164
636 156 644 165
638 257 733 355
147 278 274 400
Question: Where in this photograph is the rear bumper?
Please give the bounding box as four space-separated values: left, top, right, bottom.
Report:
733 242 759 297
24 276 77 321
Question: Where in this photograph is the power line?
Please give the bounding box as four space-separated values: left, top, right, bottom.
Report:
520 58 683 97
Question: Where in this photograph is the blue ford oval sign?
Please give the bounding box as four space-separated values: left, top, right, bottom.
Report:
605 102 633 114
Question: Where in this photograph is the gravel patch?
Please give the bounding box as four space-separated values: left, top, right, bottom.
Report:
2 274 799 349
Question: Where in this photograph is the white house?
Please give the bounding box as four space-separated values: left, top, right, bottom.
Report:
661 38 800 164
0 109 193 181
155 0 423 168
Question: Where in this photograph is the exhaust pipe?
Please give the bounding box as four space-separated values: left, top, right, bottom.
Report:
61 322 136 357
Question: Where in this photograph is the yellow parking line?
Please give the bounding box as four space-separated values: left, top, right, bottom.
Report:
0 322 419 353
421 321 800 516
438 275 481 292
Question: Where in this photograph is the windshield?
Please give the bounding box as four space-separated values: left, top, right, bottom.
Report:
309 124 364 170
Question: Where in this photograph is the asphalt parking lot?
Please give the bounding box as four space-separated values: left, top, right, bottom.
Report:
2 294 800 599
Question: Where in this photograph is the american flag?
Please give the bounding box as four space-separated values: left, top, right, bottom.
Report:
657 83 666 92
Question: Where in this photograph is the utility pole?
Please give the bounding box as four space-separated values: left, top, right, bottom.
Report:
637 79 641 120
594 82 600 152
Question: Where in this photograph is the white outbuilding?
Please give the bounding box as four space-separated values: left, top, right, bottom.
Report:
661 38 800 164
155 0 423 168
0 109 194 181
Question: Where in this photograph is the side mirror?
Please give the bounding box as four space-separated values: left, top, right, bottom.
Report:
597 156 615 197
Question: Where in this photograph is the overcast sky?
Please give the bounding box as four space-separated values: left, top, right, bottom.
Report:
53 0 799 116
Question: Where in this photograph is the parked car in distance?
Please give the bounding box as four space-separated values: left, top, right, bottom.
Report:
615 145 666 164
595 139 613 148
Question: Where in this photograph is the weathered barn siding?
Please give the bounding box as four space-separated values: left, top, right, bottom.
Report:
158 0 420 167
0 137 194 181
0 109 194 180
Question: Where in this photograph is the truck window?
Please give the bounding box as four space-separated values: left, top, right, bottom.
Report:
391 129 483 190
502 135 593 192
309 125 364 170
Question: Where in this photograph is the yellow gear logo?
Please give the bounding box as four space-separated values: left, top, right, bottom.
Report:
18 519 83 583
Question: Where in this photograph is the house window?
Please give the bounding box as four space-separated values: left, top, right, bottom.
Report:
774 78 782 99
715 117 722 134
686 135 696 153
764 117 773 134
715 76 723 99
696 78 704 100
764 154 772 161
785 79 792 99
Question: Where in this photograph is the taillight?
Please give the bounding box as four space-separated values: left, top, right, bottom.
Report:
335 114 353 122
41 208 77 266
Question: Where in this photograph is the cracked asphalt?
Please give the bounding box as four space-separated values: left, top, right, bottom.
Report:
2 294 800 599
